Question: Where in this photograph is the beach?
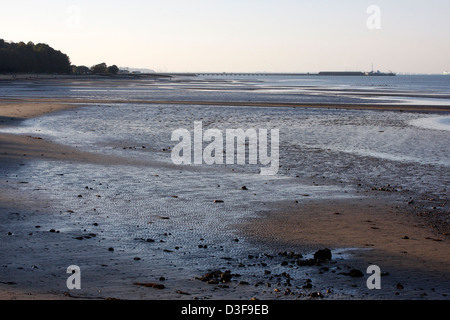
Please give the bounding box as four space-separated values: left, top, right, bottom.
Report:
1 77 449 300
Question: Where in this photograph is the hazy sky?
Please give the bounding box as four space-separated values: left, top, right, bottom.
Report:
1 0 449 73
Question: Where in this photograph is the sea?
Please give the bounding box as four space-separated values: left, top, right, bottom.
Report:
0 74 449 298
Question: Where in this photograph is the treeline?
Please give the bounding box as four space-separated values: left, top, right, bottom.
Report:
0 39 71 74
72 63 119 75
0 39 120 76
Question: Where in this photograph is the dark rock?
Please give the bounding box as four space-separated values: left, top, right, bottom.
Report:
297 259 318 266
309 291 323 298
342 269 364 277
176 290 190 295
207 279 219 285
220 271 233 283
314 248 332 261
198 270 222 282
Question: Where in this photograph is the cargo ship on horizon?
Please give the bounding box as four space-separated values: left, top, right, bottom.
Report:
318 70 396 76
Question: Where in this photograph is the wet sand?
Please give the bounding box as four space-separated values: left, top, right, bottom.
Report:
1 99 449 300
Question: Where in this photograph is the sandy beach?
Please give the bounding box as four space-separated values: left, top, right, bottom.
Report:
1 97 449 300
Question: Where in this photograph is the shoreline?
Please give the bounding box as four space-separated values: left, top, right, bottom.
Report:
1 99 449 300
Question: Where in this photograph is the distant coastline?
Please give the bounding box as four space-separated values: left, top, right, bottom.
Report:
0 71 396 81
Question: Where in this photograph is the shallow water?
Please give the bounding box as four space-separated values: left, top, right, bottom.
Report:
1 74 450 105
2 102 449 242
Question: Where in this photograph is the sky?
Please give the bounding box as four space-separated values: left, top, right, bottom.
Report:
1 0 449 73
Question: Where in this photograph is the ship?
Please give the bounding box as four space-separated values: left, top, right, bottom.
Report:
318 70 395 76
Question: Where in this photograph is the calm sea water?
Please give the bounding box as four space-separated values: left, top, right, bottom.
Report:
1 74 450 105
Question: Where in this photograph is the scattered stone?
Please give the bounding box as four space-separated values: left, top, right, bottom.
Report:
108 247 114 252
239 281 249 285
396 283 404 290
214 200 224 203
402 235 409 239
241 186 248 190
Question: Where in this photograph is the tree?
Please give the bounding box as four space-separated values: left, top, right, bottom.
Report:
90 63 108 74
107 65 119 74
0 39 71 74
